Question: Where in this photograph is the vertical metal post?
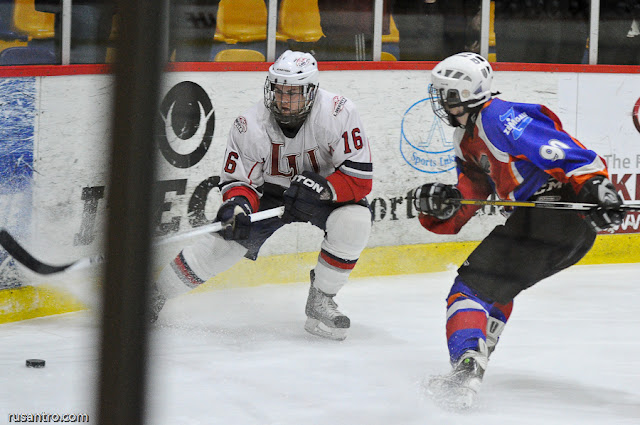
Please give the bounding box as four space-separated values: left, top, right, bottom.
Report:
372 0 382 61
97 0 166 424
267 0 277 62
480 0 490 59
589 0 600 64
61 0 72 65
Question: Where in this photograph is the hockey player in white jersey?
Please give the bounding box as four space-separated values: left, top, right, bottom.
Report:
150 51 373 341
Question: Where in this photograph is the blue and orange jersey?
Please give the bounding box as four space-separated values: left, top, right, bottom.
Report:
420 98 609 234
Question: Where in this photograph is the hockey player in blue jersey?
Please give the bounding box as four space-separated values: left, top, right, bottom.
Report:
412 52 626 409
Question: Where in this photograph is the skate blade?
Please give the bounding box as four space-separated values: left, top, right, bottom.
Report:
425 375 477 411
304 318 348 341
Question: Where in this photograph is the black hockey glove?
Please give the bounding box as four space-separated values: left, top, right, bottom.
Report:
578 176 625 231
413 183 462 220
216 196 252 240
283 171 334 223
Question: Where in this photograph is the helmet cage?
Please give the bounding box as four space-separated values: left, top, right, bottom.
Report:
263 50 319 126
428 84 474 128
264 78 318 126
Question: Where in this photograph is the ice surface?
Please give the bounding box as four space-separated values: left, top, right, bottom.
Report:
2 263 639 424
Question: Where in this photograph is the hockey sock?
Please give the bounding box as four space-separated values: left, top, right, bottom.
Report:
486 301 514 353
313 249 357 294
156 233 248 298
446 277 493 363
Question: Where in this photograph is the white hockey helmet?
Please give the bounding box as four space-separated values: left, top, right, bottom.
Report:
428 52 494 127
264 50 319 126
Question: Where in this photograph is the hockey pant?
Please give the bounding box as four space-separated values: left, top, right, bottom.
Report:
155 193 372 299
445 207 596 363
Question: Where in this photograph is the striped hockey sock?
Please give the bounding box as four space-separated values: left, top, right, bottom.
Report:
445 277 493 363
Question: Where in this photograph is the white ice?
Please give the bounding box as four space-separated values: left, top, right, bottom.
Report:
2 263 640 425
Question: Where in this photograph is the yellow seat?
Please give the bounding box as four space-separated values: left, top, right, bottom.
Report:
106 14 119 63
214 0 267 44
214 48 265 62
489 0 497 62
380 51 397 61
381 15 399 44
277 0 324 43
0 40 29 56
12 0 55 40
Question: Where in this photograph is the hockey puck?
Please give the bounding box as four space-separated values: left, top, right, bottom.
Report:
26 359 45 368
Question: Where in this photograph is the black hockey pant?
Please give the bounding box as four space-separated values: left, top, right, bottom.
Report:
457 207 597 305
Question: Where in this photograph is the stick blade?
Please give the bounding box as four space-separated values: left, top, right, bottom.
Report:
0 230 75 275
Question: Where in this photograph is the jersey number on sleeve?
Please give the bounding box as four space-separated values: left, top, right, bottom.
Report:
342 128 363 154
224 151 239 173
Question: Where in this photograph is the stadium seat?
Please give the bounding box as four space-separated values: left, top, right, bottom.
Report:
214 0 267 44
1 0 28 42
214 49 265 62
0 46 56 65
380 52 397 61
12 0 55 40
489 1 496 62
0 40 29 58
277 0 324 43
105 14 119 63
381 15 399 44
381 15 399 61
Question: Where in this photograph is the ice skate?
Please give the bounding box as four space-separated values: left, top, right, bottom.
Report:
304 270 350 341
426 339 489 410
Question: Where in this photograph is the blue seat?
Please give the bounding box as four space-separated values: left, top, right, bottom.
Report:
0 46 56 65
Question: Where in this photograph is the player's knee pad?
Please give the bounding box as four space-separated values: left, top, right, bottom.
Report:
156 233 247 298
322 204 372 260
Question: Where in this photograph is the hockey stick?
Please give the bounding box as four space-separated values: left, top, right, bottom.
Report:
0 206 285 276
446 198 640 211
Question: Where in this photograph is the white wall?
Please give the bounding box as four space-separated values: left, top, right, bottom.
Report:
27 69 640 265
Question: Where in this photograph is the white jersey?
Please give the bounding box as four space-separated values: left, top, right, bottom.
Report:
220 88 373 204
